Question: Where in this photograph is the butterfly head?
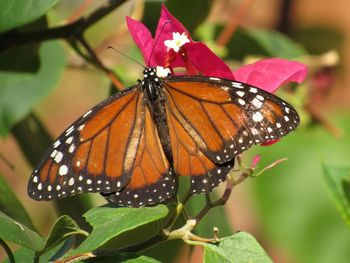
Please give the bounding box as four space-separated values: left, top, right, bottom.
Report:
142 66 170 103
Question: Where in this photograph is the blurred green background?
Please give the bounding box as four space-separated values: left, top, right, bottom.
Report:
1 0 350 262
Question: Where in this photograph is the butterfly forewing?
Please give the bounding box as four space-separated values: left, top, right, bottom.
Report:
28 87 144 200
163 76 299 194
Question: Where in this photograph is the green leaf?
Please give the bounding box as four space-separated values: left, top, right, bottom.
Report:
227 27 307 60
0 211 44 251
0 41 65 137
84 254 162 263
323 164 350 226
0 0 59 33
2 244 66 263
203 232 272 263
71 205 169 254
2 247 35 263
39 215 86 256
142 0 211 35
166 0 212 34
0 16 48 73
291 26 344 55
249 115 350 263
0 174 36 231
0 44 40 73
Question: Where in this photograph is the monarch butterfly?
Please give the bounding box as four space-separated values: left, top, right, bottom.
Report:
28 66 299 207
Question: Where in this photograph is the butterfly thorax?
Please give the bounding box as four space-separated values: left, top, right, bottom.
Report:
142 67 173 162
142 67 162 103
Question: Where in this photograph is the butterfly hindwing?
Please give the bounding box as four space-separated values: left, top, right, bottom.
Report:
165 90 233 194
103 106 177 207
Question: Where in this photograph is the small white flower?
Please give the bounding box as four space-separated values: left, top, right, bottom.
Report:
164 32 190 53
156 66 171 78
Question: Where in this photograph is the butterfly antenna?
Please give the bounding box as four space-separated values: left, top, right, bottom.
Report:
107 46 145 69
147 20 172 66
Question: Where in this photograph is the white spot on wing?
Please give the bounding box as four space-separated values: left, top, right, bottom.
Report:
59 165 68 176
252 112 264 122
252 98 263 108
236 91 245 97
66 136 73 144
249 87 258 93
238 98 246 105
83 110 92 118
53 140 60 148
69 144 75 153
68 177 75 186
54 151 63 163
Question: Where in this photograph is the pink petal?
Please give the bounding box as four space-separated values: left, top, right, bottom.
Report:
232 58 307 93
126 16 154 65
186 42 234 79
152 4 192 66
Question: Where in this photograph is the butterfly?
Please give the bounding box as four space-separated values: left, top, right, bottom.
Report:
28 66 299 207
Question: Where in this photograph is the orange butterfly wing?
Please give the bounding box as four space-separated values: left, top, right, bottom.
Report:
103 105 177 207
163 77 299 193
28 87 176 206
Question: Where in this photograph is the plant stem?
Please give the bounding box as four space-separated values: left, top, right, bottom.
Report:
194 181 234 222
0 238 15 263
76 35 125 90
216 0 255 46
0 0 128 52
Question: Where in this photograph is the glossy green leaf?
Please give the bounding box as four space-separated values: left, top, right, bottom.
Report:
227 27 307 60
0 174 36 231
249 115 350 263
323 164 350 226
39 215 85 256
0 41 65 137
0 0 59 33
0 211 44 251
203 232 272 263
71 205 169 254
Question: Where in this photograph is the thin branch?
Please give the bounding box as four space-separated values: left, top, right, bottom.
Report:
194 165 254 223
305 103 343 139
0 0 128 52
76 35 125 90
216 0 255 46
0 239 15 263
194 180 234 222
0 152 15 170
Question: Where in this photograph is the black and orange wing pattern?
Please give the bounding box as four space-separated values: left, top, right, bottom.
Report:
163 76 299 193
28 85 177 207
103 105 177 207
